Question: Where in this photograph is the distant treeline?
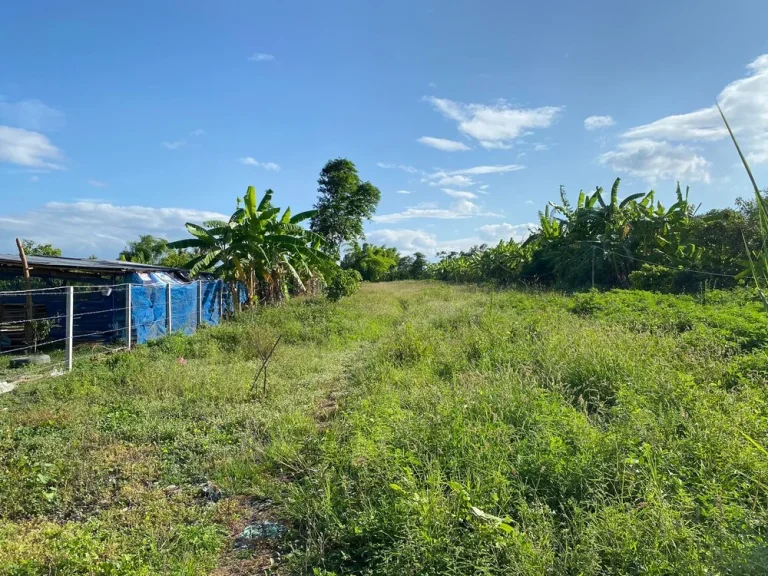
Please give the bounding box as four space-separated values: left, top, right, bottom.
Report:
343 179 765 294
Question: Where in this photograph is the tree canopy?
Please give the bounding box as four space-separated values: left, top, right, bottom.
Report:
118 235 193 268
310 158 381 255
21 240 62 257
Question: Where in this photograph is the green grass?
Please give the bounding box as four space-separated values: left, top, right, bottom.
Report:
2 282 768 574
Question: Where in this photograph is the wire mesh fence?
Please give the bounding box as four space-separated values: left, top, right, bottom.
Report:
0 279 233 384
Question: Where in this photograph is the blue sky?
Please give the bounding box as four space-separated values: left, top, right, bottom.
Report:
2 0 768 257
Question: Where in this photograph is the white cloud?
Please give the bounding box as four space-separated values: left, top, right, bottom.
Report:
0 201 228 258
374 199 500 223
421 164 525 188
249 53 275 62
162 128 205 150
605 53 768 173
533 143 549 151
239 157 281 171
88 179 107 188
479 184 489 190
428 174 475 187
622 107 724 141
162 140 185 150
0 126 64 169
584 115 615 131
425 96 561 149
477 222 533 243
598 139 710 184
367 222 533 256
395 190 411 194
451 164 524 175
525 200 535 205
0 98 65 132
376 162 420 174
442 188 477 199
417 136 471 151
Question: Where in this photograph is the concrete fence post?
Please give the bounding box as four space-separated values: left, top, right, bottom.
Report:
166 283 172 335
65 286 74 372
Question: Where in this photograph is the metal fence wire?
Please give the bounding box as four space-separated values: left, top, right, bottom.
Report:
0 279 231 373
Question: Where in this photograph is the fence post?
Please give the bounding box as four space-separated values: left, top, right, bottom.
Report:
197 280 203 328
218 282 223 322
125 284 132 349
166 283 172 335
65 286 74 372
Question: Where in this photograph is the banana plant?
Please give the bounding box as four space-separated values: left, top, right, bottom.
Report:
169 186 337 305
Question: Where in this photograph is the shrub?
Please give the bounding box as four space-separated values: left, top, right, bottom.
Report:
326 269 362 302
628 263 708 294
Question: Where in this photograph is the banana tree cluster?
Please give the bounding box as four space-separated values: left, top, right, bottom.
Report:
169 186 336 305
430 240 530 284
525 178 701 286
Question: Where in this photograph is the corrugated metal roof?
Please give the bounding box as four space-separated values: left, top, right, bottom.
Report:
0 254 181 273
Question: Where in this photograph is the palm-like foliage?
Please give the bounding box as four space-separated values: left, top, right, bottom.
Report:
523 178 698 287
169 186 336 304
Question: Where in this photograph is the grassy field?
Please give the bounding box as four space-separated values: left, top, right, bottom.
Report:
2 281 768 574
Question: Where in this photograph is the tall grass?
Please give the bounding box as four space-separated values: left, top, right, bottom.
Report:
2 283 768 574
717 102 768 309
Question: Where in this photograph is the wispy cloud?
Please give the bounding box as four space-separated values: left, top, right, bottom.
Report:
421 164 525 188
0 125 64 169
584 115 615 131
424 96 561 149
599 53 768 182
525 200 535 205
239 157 281 171
162 140 185 150
417 136 471 152
374 199 501 223
162 128 205 150
88 179 107 188
477 222 533 243
442 188 477 199
249 52 275 62
367 221 533 256
533 143 549 151
0 201 228 257
0 98 65 132
395 190 411 194
376 162 420 174
29 175 39 183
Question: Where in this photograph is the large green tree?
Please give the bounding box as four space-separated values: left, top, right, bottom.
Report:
21 240 62 257
310 159 381 255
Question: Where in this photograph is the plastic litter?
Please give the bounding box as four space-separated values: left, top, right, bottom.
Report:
235 521 287 548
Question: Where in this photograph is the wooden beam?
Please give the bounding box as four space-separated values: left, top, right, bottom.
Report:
14 238 34 343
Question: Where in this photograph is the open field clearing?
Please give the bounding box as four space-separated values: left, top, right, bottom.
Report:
2 281 768 575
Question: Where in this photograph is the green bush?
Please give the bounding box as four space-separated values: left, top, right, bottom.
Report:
326 269 362 301
628 263 709 294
